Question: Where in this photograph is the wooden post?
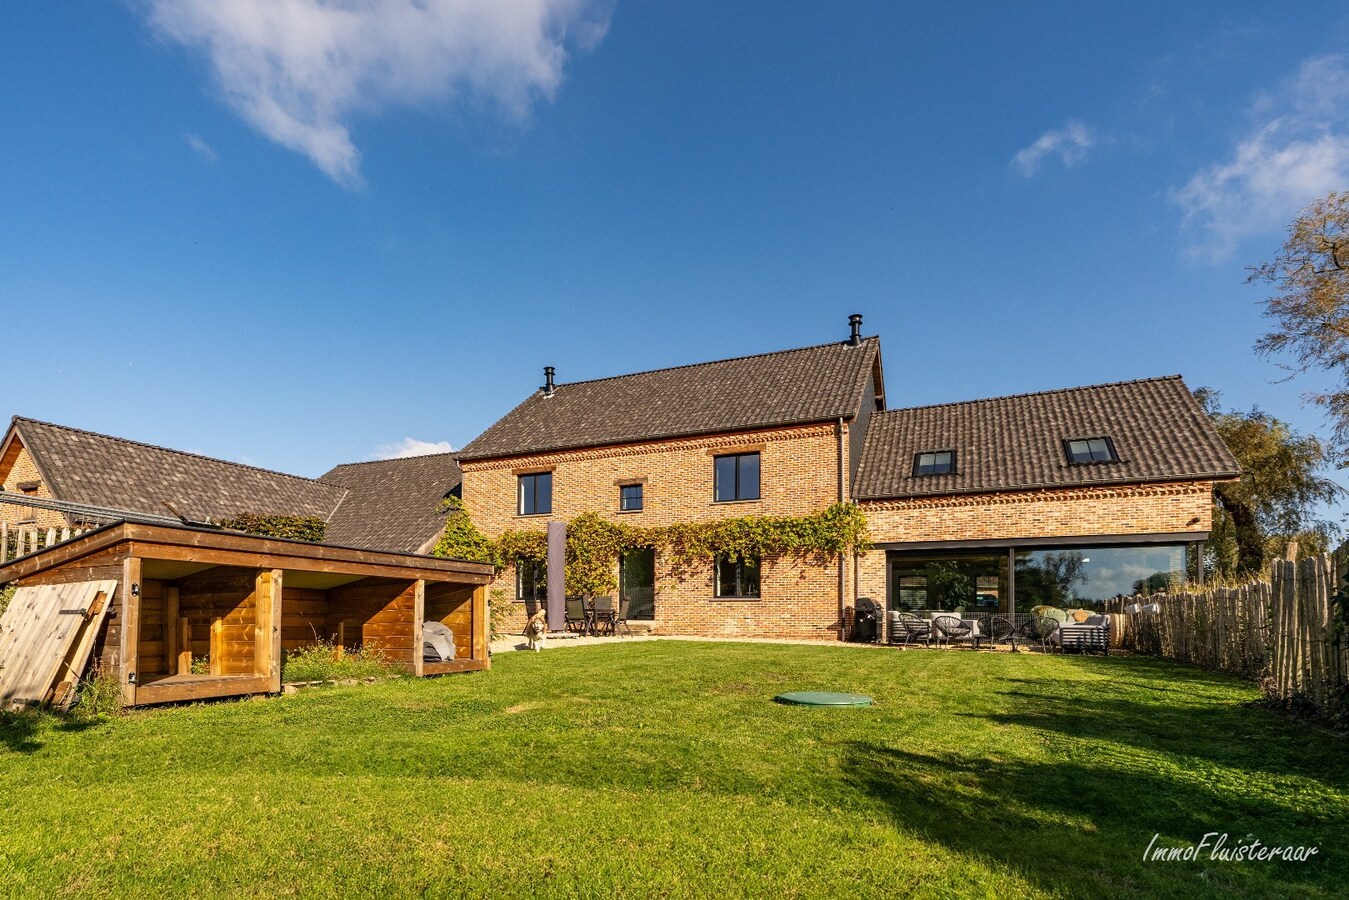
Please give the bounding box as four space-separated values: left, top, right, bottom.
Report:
120 557 142 706
178 617 191 674
335 621 346 660
254 569 283 689
254 571 269 678
210 617 223 676
412 579 426 677
472 584 488 663
1 522 9 562
163 585 180 675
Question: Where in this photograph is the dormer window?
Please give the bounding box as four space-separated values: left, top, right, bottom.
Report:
913 450 955 476
1065 437 1117 464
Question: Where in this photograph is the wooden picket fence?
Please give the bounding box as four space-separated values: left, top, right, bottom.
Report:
1117 551 1348 717
1 522 93 564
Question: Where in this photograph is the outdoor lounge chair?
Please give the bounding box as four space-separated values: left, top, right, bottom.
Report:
932 614 980 649
891 611 931 647
1058 614 1111 655
564 597 589 634
980 615 1015 649
422 621 456 663
1018 615 1059 652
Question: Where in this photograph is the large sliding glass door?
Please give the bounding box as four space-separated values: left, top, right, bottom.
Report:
1015 544 1187 612
887 543 1191 619
888 552 1010 615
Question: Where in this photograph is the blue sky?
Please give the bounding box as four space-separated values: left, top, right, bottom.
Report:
3 2 1348 484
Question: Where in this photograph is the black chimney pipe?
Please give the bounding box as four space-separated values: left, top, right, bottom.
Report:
543 366 556 397
848 314 863 346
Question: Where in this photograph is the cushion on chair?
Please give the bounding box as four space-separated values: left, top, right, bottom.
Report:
1070 609 1092 623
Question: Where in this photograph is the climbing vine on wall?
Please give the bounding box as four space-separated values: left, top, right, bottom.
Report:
432 499 871 598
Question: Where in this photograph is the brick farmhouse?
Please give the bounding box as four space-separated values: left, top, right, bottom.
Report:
457 316 1239 639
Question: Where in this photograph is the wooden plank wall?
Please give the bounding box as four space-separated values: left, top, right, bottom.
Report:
425 583 476 660
280 586 331 651
136 579 168 677
177 570 258 677
327 579 418 672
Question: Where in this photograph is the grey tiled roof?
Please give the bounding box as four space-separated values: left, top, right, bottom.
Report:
853 376 1240 500
321 454 462 553
458 337 881 461
12 417 347 523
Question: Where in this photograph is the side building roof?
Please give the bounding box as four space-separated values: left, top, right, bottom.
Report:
458 337 882 461
853 375 1240 500
5 417 347 523
321 454 462 554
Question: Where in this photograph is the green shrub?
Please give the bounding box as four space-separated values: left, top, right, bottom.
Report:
71 665 124 719
281 640 404 684
189 655 211 675
0 583 14 618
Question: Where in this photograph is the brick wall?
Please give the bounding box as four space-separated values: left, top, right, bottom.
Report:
854 481 1215 602
0 437 65 529
460 422 851 639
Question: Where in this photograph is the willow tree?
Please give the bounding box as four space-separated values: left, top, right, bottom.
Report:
1252 191 1349 462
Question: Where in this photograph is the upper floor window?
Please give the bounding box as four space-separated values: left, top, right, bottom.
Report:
913 450 955 476
714 452 760 502
518 471 552 515
1065 437 1117 465
619 483 644 512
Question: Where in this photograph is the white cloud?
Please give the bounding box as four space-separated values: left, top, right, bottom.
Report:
372 437 454 459
1011 120 1095 176
1173 54 1349 261
184 132 218 162
143 0 611 188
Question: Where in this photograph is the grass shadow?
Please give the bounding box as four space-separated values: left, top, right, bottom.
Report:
842 740 1341 898
0 707 106 754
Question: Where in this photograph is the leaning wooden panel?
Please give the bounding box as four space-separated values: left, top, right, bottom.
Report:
0 579 119 708
50 587 114 709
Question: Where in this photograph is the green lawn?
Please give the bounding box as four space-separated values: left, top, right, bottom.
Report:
1 643 1346 898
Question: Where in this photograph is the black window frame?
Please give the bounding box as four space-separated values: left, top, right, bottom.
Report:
713 452 761 503
912 450 956 476
619 482 644 512
517 471 553 516
516 557 547 603
714 551 761 599
1064 436 1118 465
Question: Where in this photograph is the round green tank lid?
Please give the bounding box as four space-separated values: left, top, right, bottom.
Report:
774 691 872 707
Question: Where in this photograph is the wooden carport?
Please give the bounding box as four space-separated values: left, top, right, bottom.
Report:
0 522 493 707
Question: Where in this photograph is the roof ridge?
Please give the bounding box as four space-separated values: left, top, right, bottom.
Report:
875 375 1186 416
326 452 460 470
12 416 338 489
546 335 879 391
